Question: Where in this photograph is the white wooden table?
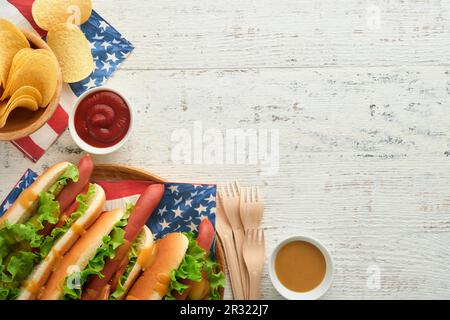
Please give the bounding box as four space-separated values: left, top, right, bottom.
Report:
1 0 450 299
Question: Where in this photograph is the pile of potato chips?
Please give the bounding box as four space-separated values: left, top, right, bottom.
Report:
0 0 95 129
32 0 94 83
0 19 59 129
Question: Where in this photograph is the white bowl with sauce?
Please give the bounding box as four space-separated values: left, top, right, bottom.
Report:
69 86 134 155
269 236 334 300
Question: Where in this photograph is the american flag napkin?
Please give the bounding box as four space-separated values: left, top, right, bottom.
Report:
1 0 134 162
0 169 37 213
0 170 218 249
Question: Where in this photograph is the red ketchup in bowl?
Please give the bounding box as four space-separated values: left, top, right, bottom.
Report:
74 90 130 148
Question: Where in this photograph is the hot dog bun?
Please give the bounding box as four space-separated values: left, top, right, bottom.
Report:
80 184 165 300
126 233 189 300
0 162 72 228
40 209 124 300
114 226 155 300
17 183 106 300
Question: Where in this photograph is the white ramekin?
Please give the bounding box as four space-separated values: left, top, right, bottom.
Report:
269 235 334 300
68 86 134 155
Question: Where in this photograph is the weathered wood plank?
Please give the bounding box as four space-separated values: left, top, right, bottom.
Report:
95 0 450 69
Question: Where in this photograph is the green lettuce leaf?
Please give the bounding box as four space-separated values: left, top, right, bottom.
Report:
47 164 79 196
63 205 134 300
30 192 60 230
25 164 79 233
1 221 42 249
165 232 225 300
63 229 126 300
4 252 37 284
40 184 96 258
203 256 226 300
0 164 79 300
0 195 58 300
0 243 39 300
109 233 142 300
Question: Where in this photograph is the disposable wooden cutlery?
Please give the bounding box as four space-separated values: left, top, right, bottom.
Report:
216 196 245 299
243 228 266 300
218 182 249 299
240 186 264 230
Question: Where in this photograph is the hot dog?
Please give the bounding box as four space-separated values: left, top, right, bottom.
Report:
173 218 215 300
124 184 165 241
53 184 90 230
39 155 93 237
80 184 164 300
39 184 164 300
0 156 105 300
197 218 215 253
41 211 159 300
109 256 130 293
57 154 94 213
126 218 225 300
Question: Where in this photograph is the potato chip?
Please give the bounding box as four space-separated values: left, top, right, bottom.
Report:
0 19 60 128
1 48 34 98
1 49 57 102
47 23 93 83
13 48 57 74
0 95 39 128
32 0 92 31
5 52 58 107
0 101 6 115
13 48 53 69
10 48 34 71
0 86 43 117
21 86 43 108
0 19 30 90
0 18 28 45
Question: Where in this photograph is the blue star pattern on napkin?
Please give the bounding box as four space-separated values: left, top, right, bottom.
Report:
147 183 217 239
0 169 37 217
70 11 134 96
147 183 217 256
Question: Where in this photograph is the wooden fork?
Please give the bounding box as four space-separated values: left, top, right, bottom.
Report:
215 197 245 299
240 186 264 231
243 228 266 300
218 182 249 299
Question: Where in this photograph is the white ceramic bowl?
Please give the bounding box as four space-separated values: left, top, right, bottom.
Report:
69 87 134 155
269 235 334 300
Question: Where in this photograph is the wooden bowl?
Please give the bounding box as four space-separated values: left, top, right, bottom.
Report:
92 164 226 300
0 29 62 141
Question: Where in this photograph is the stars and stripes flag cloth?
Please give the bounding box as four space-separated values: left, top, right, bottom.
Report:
0 170 218 252
1 0 134 162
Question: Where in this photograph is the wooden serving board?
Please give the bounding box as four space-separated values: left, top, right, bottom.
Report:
92 164 226 300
